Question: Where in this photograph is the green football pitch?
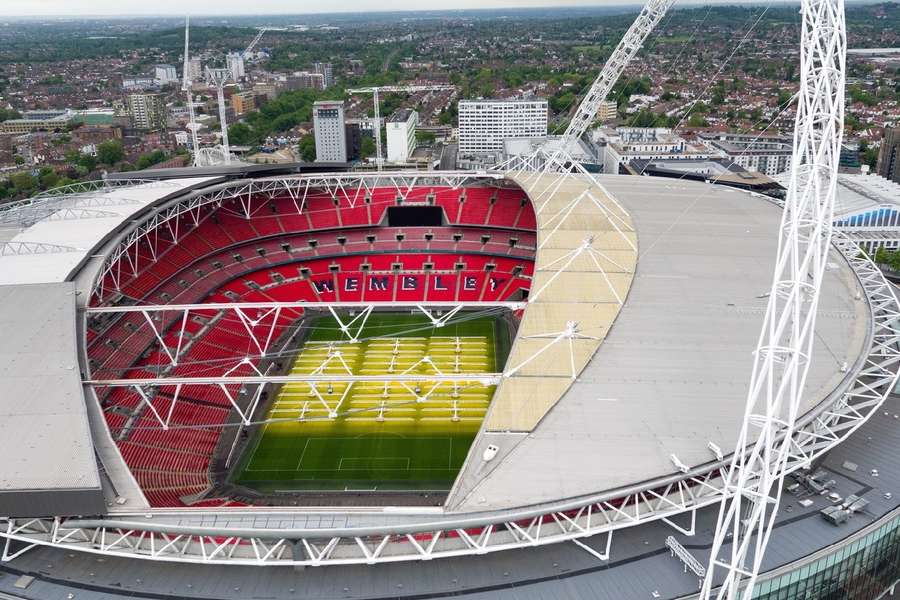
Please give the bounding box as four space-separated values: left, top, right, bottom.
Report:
233 313 505 492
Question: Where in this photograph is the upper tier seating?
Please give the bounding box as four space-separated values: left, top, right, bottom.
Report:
90 185 537 508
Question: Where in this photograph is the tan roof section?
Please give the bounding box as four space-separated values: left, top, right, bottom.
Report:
483 173 637 431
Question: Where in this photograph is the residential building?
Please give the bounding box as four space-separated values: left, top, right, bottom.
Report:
232 91 256 115
122 78 158 90
313 100 347 162
285 72 325 91
227 53 246 81
699 132 794 176
126 93 167 131
597 100 618 122
877 127 899 184
386 109 418 163
458 98 548 156
253 84 279 101
313 62 334 89
154 64 178 85
187 58 203 82
596 127 713 174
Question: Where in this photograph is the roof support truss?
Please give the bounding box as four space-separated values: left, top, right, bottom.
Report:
16 233 894 568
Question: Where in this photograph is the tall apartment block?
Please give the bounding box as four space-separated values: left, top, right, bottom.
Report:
458 98 548 155
126 93 166 131
313 100 347 162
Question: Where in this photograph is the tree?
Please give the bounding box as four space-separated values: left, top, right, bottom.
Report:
299 135 316 162
0 108 21 123
38 167 59 190
415 130 436 144
78 154 98 172
228 122 255 146
687 113 709 128
136 149 167 170
9 172 37 195
96 140 124 165
360 136 375 160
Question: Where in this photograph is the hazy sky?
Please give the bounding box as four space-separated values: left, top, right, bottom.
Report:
1 0 718 18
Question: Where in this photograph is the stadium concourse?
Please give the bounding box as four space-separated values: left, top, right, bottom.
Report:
0 164 898 600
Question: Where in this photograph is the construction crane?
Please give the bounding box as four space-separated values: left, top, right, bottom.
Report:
181 17 201 166
561 0 674 150
346 85 455 170
493 0 674 173
242 28 268 59
698 0 847 595
205 67 232 164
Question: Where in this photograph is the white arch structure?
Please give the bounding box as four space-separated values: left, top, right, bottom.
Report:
699 0 850 596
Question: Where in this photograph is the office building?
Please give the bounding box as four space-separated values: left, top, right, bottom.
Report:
313 100 347 162
877 127 899 184
0 110 74 134
126 93 167 131
386 109 418 163
458 98 548 156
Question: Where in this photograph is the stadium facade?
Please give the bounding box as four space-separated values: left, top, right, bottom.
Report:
0 165 898 599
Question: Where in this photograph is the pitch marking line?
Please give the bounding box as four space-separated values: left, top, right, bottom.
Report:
338 457 411 471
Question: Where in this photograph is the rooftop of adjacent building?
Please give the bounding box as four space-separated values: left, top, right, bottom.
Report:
626 157 778 189
774 171 900 219
698 132 793 154
313 100 344 108
592 126 710 156
388 108 417 123
459 97 548 105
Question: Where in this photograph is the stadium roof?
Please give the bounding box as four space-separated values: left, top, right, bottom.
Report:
0 282 105 517
774 172 900 220
0 178 218 286
448 175 867 512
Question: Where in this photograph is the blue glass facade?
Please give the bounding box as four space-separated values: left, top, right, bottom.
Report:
752 510 900 599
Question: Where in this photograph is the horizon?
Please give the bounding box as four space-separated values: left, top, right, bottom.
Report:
2 0 868 19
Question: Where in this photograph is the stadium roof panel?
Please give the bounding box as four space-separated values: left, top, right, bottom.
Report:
0 282 105 517
0 177 218 286
448 175 868 512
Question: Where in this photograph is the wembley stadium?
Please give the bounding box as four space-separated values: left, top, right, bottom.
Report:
0 164 899 600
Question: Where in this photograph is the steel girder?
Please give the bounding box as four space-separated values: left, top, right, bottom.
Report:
90 171 507 304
